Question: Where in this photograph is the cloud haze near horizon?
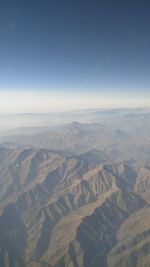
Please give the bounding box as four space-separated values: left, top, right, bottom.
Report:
0 89 149 114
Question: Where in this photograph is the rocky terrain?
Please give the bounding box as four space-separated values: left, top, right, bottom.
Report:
0 110 150 267
0 146 149 267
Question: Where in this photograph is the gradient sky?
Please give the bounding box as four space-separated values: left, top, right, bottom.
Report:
0 0 150 113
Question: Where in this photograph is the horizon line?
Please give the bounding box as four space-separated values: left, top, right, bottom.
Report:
0 106 149 116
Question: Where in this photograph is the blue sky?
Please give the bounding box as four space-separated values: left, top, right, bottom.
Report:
0 0 150 112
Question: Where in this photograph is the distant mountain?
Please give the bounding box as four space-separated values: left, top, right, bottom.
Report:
2 118 150 164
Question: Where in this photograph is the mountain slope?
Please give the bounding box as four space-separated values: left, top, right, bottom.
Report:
0 147 149 267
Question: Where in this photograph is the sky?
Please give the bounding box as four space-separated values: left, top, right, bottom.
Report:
0 0 150 113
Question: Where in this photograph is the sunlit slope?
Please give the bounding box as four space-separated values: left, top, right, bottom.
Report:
0 147 149 267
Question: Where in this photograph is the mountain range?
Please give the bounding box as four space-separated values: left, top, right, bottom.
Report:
0 109 150 267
